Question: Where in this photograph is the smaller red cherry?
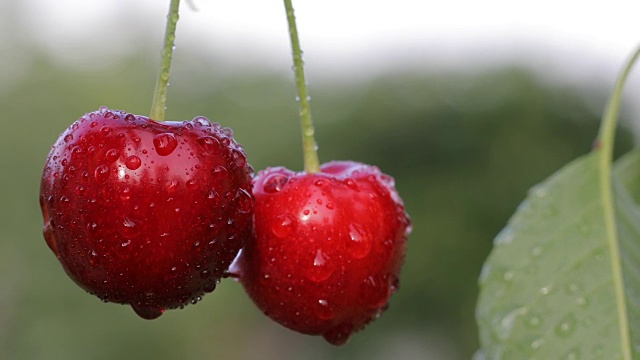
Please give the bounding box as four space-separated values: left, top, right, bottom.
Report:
234 161 410 345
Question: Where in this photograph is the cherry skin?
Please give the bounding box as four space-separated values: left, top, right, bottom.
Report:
40 107 254 319
234 161 410 345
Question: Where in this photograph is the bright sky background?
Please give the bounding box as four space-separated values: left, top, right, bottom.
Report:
7 0 640 87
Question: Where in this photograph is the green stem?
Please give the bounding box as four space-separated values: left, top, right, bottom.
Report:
283 0 320 173
597 47 640 156
150 0 181 121
595 45 640 360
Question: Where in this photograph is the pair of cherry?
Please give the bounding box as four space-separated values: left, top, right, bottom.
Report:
39 107 411 345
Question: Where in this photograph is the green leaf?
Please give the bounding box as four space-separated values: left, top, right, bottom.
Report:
476 48 640 359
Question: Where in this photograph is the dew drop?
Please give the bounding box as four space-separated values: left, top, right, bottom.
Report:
575 297 588 306
119 216 140 239
539 286 551 295
94 165 110 183
563 348 580 360
71 146 83 160
63 134 74 143
271 214 296 238
186 179 198 190
315 299 335 320
207 189 220 206
231 149 247 168
530 338 544 350
197 136 221 154
119 186 132 201
322 323 354 346
527 314 542 328
212 165 228 178
555 314 577 337
344 178 359 191
153 133 178 156
203 282 217 293
131 305 164 320
503 270 514 281
193 116 211 127
105 148 120 163
531 245 543 257
358 274 390 309
306 249 334 282
347 223 372 259
566 282 582 294
124 114 135 122
263 173 289 193
125 155 142 170
234 188 253 214
166 179 179 193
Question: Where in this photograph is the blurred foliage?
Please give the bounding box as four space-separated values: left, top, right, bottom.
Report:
0 45 634 360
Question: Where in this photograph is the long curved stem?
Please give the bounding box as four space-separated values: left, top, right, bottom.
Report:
150 0 181 121
283 0 320 173
596 45 640 360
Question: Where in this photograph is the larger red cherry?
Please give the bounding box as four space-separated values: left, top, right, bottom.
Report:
234 161 410 345
40 107 254 319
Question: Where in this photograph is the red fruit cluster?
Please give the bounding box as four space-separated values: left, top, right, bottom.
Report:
40 108 411 345
235 161 411 345
40 107 253 319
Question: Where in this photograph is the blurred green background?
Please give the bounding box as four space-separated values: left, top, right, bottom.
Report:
1 2 637 360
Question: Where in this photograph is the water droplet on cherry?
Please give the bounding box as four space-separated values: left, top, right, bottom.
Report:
348 223 372 259
207 189 220 206
235 188 253 214
359 274 391 309
119 216 140 239
153 133 178 156
105 148 120 163
197 136 221 154
323 323 354 346
125 155 141 170
186 179 198 190
263 173 288 193
166 179 179 193
306 249 334 282
271 214 296 238
315 299 335 320
131 305 164 320
94 165 110 183
231 150 247 168
212 165 228 178
120 186 132 201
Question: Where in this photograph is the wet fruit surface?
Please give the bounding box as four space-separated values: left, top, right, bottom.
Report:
40 107 254 318
235 161 411 345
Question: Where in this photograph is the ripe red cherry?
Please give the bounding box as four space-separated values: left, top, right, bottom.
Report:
234 161 410 345
40 107 254 319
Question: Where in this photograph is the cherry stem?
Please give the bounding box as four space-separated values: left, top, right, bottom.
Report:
150 0 181 121
283 0 320 173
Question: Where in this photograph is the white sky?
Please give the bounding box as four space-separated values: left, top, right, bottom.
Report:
7 0 640 87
